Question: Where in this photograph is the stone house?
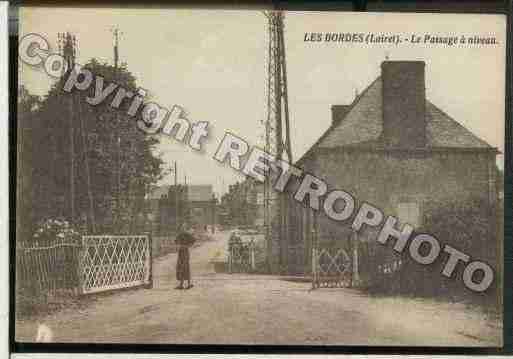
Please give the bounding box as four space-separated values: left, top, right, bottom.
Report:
279 61 499 290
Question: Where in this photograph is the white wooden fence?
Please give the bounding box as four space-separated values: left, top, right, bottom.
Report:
79 235 152 294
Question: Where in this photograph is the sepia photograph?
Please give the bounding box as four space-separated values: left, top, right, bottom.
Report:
14 7 505 347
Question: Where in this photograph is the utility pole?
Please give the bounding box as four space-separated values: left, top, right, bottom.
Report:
117 135 121 227
60 32 77 225
112 27 122 69
69 87 75 225
174 161 178 232
111 27 123 231
61 33 96 233
76 85 96 233
184 173 188 227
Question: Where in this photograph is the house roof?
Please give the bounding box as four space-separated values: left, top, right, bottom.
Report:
331 105 352 127
298 76 494 164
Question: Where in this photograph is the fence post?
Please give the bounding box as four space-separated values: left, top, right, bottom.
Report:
76 241 83 295
250 240 256 272
228 244 232 274
312 226 319 290
348 232 353 288
144 233 153 289
311 240 317 290
355 236 360 285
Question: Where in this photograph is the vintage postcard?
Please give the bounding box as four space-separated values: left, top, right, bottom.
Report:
15 7 505 347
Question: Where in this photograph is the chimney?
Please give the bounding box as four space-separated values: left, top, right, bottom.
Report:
381 61 426 148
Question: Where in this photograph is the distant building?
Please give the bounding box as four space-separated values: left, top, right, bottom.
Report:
146 184 218 233
146 184 187 234
187 185 217 230
146 185 170 220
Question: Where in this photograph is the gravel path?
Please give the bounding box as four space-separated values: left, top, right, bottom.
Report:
15 231 502 346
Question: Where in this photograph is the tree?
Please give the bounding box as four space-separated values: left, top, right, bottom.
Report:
17 85 42 243
26 59 164 237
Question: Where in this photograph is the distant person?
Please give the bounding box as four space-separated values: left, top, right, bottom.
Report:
175 224 195 290
229 230 241 247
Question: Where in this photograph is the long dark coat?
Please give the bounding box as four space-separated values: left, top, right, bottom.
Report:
176 245 190 281
176 232 194 281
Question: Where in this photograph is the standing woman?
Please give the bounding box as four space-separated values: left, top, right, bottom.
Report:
175 224 195 289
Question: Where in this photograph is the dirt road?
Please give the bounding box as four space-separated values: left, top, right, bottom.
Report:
15 231 501 346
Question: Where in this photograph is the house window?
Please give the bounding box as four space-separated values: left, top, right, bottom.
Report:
397 202 421 227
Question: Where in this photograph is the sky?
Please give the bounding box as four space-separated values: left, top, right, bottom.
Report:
20 8 506 197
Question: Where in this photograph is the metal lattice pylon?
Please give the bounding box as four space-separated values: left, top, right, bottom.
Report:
262 11 293 271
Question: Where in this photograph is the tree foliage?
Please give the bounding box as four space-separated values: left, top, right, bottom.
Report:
19 60 164 239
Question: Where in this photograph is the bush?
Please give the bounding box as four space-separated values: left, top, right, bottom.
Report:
365 197 500 308
30 218 81 247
